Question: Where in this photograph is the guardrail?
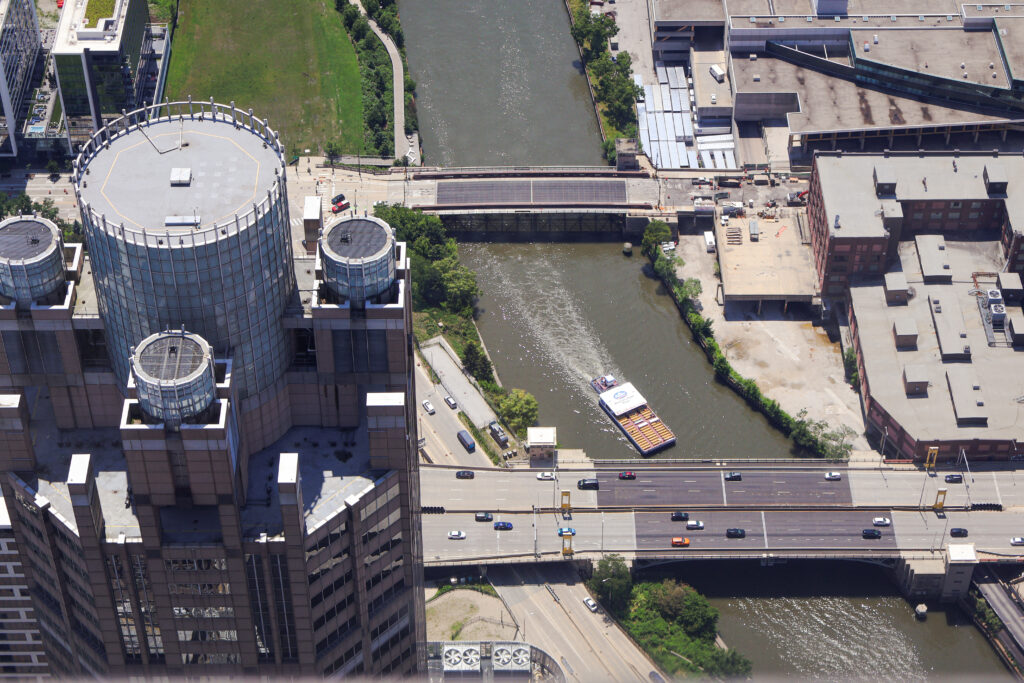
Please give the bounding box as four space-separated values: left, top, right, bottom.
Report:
428 504 959 514
424 547 908 566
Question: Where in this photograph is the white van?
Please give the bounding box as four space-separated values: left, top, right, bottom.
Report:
704 230 717 253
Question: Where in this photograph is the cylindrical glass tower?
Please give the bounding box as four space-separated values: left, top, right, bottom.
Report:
0 216 65 306
73 100 296 399
320 216 396 305
130 329 216 428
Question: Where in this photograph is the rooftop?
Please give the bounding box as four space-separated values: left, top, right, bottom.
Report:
996 18 1024 84
850 239 1024 442
850 28 1009 88
134 331 210 381
692 49 733 110
324 217 392 261
652 0 725 24
53 0 133 55
0 218 56 262
76 116 282 233
716 214 817 301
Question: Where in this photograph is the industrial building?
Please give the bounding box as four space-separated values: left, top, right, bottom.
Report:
0 100 424 676
0 0 42 157
647 0 1024 172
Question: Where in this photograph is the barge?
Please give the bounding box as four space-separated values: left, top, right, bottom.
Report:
590 375 676 455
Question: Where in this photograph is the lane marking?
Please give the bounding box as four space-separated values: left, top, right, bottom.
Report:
761 511 768 547
684 479 697 483
993 472 1003 507
721 472 727 505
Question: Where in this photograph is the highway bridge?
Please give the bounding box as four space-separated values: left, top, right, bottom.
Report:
420 464 1024 571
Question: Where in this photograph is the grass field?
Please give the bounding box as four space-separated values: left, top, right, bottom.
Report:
164 0 364 155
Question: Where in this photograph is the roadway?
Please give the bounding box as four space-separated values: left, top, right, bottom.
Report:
415 361 492 468
488 563 660 683
595 469 852 506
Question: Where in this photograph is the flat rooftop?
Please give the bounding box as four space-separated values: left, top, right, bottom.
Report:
716 214 817 301
692 49 733 110
653 0 725 24
996 18 1024 84
851 239 1023 442
53 0 133 55
0 219 55 261
731 56 1009 135
325 218 391 260
77 117 282 232
850 28 1009 89
814 152 1024 239
240 425 383 540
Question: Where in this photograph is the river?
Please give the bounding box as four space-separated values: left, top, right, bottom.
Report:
398 0 604 167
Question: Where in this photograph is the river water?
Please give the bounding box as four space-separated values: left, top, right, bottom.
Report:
398 0 604 167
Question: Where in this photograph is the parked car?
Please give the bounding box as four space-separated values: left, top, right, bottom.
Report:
536 472 556 481
862 529 882 539
557 528 576 537
726 528 746 538
583 597 599 612
950 528 968 538
421 399 435 415
686 520 704 530
725 472 742 481
825 472 842 481
872 517 891 527
444 396 458 409
618 471 636 480
475 512 493 522
671 537 690 547
494 521 513 531
671 511 689 522
455 470 475 480
448 530 466 540
331 193 346 205
945 474 964 484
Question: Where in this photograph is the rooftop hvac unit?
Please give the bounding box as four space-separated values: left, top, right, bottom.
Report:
988 289 1003 306
991 303 1007 322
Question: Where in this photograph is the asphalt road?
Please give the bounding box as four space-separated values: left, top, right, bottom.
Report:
415 362 492 468
421 468 598 511
488 564 660 683
595 469 852 506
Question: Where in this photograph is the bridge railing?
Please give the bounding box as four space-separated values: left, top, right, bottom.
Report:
424 547 909 566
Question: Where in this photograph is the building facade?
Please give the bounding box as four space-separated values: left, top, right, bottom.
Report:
0 0 41 157
0 100 424 676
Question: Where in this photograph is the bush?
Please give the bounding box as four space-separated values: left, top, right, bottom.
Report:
641 220 671 259
497 389 539 438
842 346 859 390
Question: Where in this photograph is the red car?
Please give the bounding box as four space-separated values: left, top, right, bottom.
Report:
331 201 350 214
618 471 636 480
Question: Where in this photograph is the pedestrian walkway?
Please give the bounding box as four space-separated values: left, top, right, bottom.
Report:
347 0 413 163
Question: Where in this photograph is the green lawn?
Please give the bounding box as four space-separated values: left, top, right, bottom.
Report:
164 0 364 155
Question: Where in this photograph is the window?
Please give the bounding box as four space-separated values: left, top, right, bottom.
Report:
948 212 960 220
969 212 979 219
912 212 924 219
930 212 943 220
950 201 962 209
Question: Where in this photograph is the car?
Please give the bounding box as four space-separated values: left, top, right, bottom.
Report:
726 528 746 538
448 530 466 540
872 517 891 527
455 470 475 480
494 521 513 531
583 597 599 612
724 471 742 481
945 474 964 484
671 537 690 547
671 511 689 522
649 673 666 683
618 471 636 480
825 472 842 481
686 520 704 530
950 528 969 538
474 512 493 522
330 193 346 205
557 528 576 537
330 201 350 213
421 399 435 415
444 396 458 409
1012 537 1024 546
536 472 556 480
862 529 882 539
720 214 730 226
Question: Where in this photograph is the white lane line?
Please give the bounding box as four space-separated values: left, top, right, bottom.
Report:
642 489 656 492
721 472 727 505
761 511 768 547
684 479 697 483
993 472 1003 506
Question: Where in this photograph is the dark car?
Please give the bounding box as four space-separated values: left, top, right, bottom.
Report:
331 201 350 213
618 471 636 480
455 470 474 480
726 528 746 538
951 527 969 538
862 528 882 539
493 521 513 531
331 193 346 205
671 511 689 522
945 474 964 484
475 512 493 522
724 472 742 481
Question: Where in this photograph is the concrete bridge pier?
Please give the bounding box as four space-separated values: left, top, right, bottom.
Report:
895 546 977 602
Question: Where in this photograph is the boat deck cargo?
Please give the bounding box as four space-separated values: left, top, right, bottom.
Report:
590 375 676 455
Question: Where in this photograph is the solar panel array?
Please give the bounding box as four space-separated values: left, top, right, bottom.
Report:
436 180 628 206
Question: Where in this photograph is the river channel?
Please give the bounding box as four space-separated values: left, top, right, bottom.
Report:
398 0 604 167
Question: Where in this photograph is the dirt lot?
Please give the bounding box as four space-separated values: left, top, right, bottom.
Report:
675 235 869 451
426 588 517 642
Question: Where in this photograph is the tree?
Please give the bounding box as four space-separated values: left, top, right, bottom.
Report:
703 648 752 678
497 388 539 437
462 341 493 383
45 160 60 179
587 554 632 614
33 198 59 222
641 220 671 259
11 192 31 216
570 12 618 63
842 346 859 390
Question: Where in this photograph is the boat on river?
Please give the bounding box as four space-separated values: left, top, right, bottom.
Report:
590 375 676 456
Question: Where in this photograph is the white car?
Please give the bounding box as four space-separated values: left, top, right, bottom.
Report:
1012 537 1024 546
872 517 891 527
583 597 599 612
536 472 555 481
686 520 705 530
447 530 466 540
825 472 842 481
421 400 435 415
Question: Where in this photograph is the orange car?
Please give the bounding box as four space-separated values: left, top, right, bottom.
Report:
671 537 690 547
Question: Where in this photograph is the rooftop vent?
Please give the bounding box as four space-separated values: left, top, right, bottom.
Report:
169 167 191 186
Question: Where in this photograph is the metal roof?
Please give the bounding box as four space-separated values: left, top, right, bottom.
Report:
136 334 207 381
